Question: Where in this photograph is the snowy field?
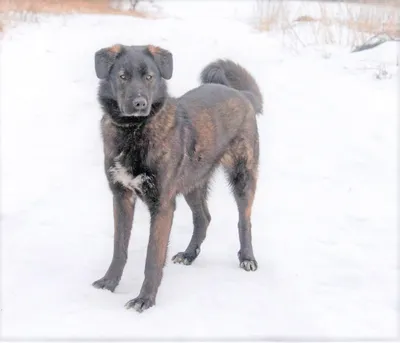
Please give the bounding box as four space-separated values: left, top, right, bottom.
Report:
0 0 398 340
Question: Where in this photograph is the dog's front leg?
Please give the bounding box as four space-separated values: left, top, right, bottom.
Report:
93 190 135 292
125 199 175 313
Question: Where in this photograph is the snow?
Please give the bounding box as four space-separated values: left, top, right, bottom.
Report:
0 0 398 340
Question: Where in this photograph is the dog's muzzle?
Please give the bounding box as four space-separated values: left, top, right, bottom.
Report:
122 97 150 117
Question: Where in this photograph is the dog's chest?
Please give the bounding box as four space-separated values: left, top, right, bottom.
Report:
108 152 149 194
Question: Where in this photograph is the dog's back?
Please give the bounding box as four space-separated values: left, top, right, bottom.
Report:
176 58 263 167
177 83 252 148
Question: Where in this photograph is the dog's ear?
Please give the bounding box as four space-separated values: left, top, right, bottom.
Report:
147 45 173 80
95 44 123 79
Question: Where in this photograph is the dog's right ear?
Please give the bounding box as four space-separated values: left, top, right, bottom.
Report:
95 44 123 79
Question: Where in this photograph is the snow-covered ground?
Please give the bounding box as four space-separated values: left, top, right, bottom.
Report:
0 0 398 340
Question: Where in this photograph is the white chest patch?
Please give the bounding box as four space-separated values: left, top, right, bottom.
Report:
109 160 149 193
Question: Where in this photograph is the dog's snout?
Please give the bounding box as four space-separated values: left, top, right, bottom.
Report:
133 97 148 110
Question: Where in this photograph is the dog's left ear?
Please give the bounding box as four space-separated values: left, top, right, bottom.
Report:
147 45 173 80
95 44 123 79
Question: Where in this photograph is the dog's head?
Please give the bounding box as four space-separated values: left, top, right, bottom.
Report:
95 44 173 119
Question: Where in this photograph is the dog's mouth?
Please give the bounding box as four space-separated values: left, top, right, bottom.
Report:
121 110 150 118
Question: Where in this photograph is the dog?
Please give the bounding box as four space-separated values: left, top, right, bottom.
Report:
92 44 263 313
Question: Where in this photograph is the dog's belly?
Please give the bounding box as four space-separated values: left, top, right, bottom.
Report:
176 156 219 194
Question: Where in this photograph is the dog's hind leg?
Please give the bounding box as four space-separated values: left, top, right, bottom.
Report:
172 183 211 265
224 154 258 272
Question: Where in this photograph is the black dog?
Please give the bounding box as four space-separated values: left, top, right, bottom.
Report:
92 44 263 313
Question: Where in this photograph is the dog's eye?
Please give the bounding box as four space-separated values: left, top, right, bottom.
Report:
120 74 127 80
145 74 153 81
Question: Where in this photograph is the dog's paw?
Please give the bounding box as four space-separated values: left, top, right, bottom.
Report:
92 277 119 292
238 251 258 271
125 296 155 313
172 248 200 265
239 259 258 271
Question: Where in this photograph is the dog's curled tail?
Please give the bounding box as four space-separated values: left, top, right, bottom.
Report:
200 59 263 115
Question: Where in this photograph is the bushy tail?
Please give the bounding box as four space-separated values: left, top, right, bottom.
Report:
200 59 263 115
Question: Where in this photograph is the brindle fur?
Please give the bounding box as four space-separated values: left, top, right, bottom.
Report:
92 44 263 313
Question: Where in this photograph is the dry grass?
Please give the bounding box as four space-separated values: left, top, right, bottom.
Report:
339 1 399 38
256 0 290 32
255 0 400 48
0 0 150 31
0 0 148 16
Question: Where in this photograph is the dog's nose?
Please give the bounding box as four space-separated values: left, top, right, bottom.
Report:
133 97 148 110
